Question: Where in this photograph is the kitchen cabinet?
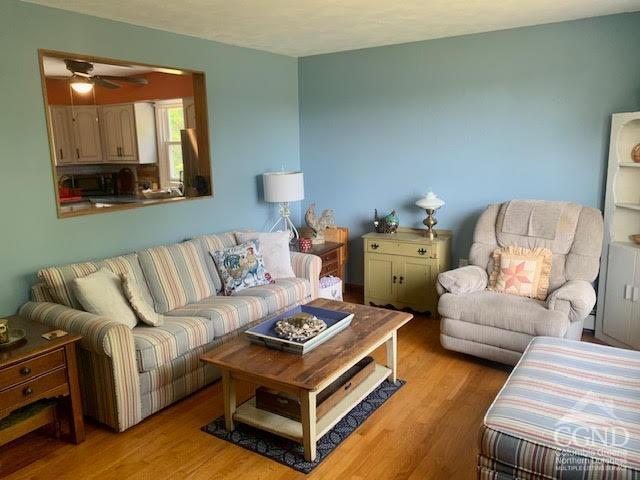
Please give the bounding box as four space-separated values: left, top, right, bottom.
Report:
70 106 103 164
363 229 451 314
602 243 640 348
48 106 102 165
99 103 157 164
49 106 74 165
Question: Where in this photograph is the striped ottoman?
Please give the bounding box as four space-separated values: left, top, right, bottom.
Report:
479 337 640 479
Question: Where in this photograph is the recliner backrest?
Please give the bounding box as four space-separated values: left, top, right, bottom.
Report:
469 200 603 292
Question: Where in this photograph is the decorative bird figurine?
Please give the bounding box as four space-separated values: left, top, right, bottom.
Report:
374 209 399 233
304 204 336 244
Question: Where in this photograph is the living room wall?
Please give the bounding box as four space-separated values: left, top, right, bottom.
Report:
299 13 640 284
0 1 300 315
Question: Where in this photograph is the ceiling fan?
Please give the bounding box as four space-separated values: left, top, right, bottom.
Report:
56 59 149 92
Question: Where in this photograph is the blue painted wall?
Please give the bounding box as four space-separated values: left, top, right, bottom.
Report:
299 13 640 284
0 1 300 315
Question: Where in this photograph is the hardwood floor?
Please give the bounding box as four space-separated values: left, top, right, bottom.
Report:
1 292 513 480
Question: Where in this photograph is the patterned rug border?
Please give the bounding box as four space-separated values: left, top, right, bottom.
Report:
202 379 405 474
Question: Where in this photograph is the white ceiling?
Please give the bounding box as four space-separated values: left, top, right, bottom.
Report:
24 0 640 57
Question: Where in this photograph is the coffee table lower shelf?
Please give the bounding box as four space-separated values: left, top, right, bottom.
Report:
234 363 392 443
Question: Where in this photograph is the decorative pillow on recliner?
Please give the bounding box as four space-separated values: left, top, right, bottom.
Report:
488 246 552 300
210 241 274 295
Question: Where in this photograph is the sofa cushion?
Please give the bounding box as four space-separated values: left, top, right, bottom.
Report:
133 316 215 372
232 278 311 315
193 232 238 292
138 240 216 314
164 295 269 337
438 290 568 337
211 241 274 295
38 253 152 310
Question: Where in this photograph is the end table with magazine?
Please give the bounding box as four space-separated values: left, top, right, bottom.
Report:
200 299 412 461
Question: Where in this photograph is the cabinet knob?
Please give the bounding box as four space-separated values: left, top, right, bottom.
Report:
371 243 379 250
22 386 33 396
399 276 404 284
417 248 427 255
392 275 397 283
20 366 31 376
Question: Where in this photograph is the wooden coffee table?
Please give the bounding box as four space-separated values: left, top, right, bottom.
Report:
200 299 412 461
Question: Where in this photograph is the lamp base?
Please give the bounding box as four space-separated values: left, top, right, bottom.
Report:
269 202 299 240
423 208 438 240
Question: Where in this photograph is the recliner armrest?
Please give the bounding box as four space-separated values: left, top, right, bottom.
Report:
546 280 596 323
437 265 488 296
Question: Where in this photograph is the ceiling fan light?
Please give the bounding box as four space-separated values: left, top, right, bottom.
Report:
70 79 93 94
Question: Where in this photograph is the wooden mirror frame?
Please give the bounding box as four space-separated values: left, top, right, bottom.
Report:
38 49 213 218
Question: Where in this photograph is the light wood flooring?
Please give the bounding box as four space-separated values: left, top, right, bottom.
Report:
2 291 516 480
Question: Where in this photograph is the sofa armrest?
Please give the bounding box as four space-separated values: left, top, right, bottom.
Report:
547 281 596 323
19 301 132 357
436 265 488 296
290 251 322 300
19 301 142 432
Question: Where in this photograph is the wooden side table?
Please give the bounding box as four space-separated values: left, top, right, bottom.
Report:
0 316 84 446
292 241 345 279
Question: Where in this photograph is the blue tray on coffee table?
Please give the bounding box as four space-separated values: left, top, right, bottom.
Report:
244 305 354 355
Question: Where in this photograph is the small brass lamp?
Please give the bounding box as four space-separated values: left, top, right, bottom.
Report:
416 189 445 240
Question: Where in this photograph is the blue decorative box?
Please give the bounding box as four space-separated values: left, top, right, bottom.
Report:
244 305 354 355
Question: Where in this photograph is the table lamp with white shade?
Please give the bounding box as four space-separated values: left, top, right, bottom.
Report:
416 189 445 240
263 171 304 239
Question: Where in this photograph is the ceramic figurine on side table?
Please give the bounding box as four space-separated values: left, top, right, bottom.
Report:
373 209 399 234
304 204 336 244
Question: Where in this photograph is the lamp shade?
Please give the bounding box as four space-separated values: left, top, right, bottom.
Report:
416 189 445 210
263 171 304 203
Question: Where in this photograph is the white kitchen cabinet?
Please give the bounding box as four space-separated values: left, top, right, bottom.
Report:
602 243 640 348
49 106 74 165
70 106 103 164
99 103 156 164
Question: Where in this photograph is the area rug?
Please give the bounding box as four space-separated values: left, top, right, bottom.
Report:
201 379 405 474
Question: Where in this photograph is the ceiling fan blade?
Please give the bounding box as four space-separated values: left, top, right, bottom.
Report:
93 77 120 89
98 75 148 85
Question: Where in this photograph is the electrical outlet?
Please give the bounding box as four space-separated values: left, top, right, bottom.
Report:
459 258 469 267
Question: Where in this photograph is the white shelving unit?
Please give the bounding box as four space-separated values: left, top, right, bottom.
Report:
596 111 640 348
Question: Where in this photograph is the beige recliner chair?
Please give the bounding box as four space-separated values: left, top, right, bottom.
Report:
437 200 603 365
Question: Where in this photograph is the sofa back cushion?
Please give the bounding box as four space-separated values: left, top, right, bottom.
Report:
192 232 238 292
137 240 215 313
38 253 152 309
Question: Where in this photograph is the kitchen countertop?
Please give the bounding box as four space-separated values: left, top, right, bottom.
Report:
59 195 185 214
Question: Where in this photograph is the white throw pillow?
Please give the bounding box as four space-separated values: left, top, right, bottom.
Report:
121 272 163 326
235 231 294 279
72 268 138 329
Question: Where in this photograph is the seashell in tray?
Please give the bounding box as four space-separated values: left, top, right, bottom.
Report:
274 312 327 342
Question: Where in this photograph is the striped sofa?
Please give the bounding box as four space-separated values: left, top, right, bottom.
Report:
19 232 321 432
479 337 640 479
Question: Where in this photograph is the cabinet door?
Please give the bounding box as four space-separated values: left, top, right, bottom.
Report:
365 253 395 301
71 106 103 163
603 244 637 345
99 106 122 161
49 106 74 165
117 105 138 162
396 258 435 306
629 253 640 349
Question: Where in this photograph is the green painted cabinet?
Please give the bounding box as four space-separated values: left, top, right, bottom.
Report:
363 229 451 314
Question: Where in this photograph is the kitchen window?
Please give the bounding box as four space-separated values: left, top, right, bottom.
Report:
155 100 185 188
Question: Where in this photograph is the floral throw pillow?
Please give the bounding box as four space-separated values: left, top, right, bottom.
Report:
210 241 274 295
488 246 552 300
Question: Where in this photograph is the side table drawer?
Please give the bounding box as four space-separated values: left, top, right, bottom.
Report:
366 239 437 259
0 349 65 391
0 367 68 412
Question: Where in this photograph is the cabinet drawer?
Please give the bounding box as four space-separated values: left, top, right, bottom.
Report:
366 239 437 259
0 349 65 391
0 367 68 412
320 250 339 263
